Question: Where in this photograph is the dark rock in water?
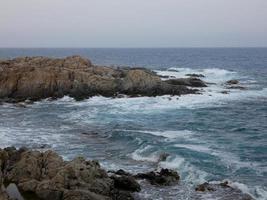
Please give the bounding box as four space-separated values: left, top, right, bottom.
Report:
195 181 254 200
185 73 205 78
195 182 216 192
108 169 132 176
157 152 170 162
135 168 180 186
167 69 179 72
81 131 99 136
158 75 171 79
226 80 239 85
111 189 135 200
221 90 230 94
111 175 141 192
165 78 207 87
0 56 197 102
226 86 247 90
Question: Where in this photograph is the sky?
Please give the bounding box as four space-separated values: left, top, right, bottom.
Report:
0 0 267 48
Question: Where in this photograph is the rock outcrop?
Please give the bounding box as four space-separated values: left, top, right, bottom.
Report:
135 168 180 186
0 147 139 200
165 78 207 87
195 181 254 200
0 56 198 102
0 147 256 200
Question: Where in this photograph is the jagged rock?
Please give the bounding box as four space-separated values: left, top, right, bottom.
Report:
0 148 136 200
0 56 197 102
226 80 239 85
221 91 230 94
185 73 205 78
111 175 141 192
195 181 254 200
135 168 180 186
165 78 207 87
63 190 110 200
157 152 170 162
108 169 131 176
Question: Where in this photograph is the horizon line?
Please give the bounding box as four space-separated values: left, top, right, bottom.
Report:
1 46 267 49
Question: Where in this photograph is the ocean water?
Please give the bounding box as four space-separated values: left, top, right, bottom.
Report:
0 48 267 199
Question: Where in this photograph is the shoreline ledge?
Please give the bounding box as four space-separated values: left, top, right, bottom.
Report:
0 56 205 103
0 147 254 200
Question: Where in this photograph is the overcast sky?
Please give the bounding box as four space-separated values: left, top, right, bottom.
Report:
0 0 267 48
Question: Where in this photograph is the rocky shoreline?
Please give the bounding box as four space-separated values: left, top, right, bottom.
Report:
0 147 254 200
0 56 209 103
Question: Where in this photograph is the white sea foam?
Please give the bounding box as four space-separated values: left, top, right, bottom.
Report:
160 156 209 184
119 129 195 139
130 145 159 162
209 180 267 200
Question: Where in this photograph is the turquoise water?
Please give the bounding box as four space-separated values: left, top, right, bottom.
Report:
0 48 266 199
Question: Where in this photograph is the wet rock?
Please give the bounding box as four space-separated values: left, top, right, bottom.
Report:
111 175 141 192
108 169 131 176
0 56 197 102
157 152 170 162
165 78 207 87
167 69 179 72
195 182 216 192
63 190 110 200
226 86 247 90
135 168 180 186
226 80 239 85
111 189 134 200
221 90 230 94
185 73 205 78
0 148 138 200
195 181 254 200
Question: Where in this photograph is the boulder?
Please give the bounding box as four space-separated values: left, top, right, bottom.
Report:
135 168 180 186
226 80 239 85
111 175 141 192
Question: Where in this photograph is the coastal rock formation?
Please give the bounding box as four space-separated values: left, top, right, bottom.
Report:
185 73 205 78
135 168 180 186
0 147 256 200
0 147 138 200
226 79 239 85
165 78 207 87
195 181 254 200
0 56 198 102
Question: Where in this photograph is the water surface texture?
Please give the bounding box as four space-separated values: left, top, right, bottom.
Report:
0 48 267 199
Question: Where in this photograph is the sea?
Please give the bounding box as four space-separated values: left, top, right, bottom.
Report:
0 48 266 200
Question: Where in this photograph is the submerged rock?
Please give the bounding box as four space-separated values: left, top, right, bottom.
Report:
165 78 207 87
226 86 247 90
226 80 239 85
135 168 180 186
111 175 141 192
0 56 197 102
185 73 205 78
195 181 254 200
